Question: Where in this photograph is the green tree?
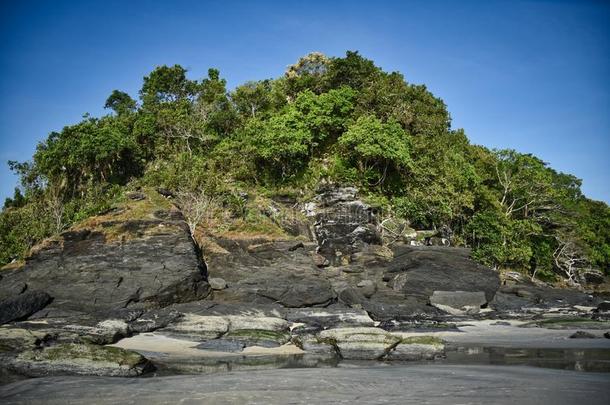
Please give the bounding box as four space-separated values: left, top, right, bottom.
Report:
339 115 411 187
140 64 198 105
104 90 137 115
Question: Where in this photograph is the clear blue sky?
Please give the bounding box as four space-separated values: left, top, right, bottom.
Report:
1 0 609 203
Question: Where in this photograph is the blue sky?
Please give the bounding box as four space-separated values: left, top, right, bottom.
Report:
1 0 609 203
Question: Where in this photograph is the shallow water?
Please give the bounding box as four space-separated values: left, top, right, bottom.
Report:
446 345 610 372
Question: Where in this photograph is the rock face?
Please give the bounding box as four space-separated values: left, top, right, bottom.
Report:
0 207 210 314
307 186 381 266
387 246 500 303
0 291 52 325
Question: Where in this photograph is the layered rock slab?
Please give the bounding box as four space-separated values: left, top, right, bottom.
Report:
0 202 210 314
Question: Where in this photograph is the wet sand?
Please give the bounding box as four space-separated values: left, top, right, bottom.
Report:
1 364 609 404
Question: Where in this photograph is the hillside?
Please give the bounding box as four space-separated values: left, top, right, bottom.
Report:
1 51 609 284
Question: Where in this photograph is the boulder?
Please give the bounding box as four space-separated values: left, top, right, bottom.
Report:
337 287 366 307
356 280 376 298
292 335 338 356
7 343 153 377
214 329 291 349
429 291 487 315
389 246 500 302
317 327 400 360
386 336 445 361
0 291 52 325
209 278 228 291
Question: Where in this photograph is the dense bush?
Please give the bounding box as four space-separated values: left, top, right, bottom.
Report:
2 51 608 280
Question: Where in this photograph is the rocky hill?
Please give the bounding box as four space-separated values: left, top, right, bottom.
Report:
1 186 607 381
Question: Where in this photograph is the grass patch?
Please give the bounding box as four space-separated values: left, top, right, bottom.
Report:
71 187 177 242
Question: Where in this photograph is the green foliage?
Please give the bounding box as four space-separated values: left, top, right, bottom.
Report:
3 188 26 209
326 51 380 91
2 51 608 280
140 64 198 105
284 52 330 97
32 115 141 196
104 90 137 115
338 115 411 187
0 200 53 265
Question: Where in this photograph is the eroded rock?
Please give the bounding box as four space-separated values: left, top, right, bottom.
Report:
7 343 153 377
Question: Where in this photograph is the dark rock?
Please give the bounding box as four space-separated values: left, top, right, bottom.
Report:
357 280 376 298
0 291 52 325
389 246 500 303
0 216 209 313
196 339 245 352
578 269 605 285
494 283 597 312
604 332 610 339
128 308 183 334
288 242 305 252
337 287 366 306
569 331 598 339
219 329 291 348
490 291 534 312
595 302 610 313
362 298 441 322
308 186 381 265
149 273 210 308
258 276 334 307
